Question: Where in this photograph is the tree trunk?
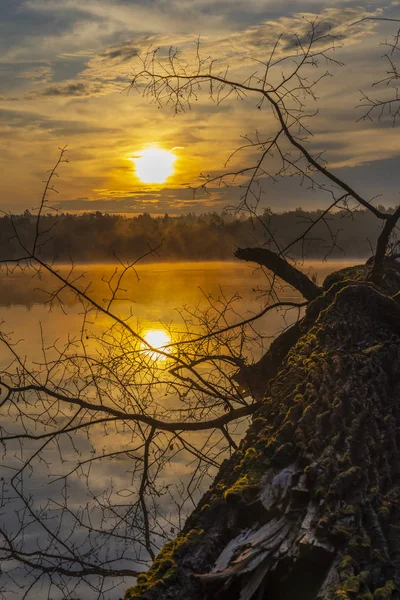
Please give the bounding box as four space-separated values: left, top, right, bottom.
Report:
124 264 400 600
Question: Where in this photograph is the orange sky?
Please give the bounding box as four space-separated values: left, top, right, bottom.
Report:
1 1 400 215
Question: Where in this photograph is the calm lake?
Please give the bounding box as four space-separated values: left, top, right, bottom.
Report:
0 260 360 599
0 259 357 360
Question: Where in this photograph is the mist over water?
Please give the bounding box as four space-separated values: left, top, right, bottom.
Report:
0 260 360 364
0 259 360 306
0 260 359 599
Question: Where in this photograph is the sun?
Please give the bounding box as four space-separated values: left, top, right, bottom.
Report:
133 147 176 184
142 329 171 360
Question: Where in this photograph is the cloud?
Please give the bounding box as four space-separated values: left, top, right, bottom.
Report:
17 65 53 82
101 43 140 63
40 81 104 97
0 107 50 128
50 183 240 214
29 5 381 103
50 149 400 216
0 107 117 138
1 0 399 217
21 0 229 38
78 5 383 93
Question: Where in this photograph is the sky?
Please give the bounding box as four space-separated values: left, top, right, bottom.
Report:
0 0 400 215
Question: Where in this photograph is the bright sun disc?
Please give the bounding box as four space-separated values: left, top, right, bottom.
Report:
133 148 176 184
142 329 171 360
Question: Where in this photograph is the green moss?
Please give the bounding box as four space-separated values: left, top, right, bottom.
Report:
362 344 384 356
373 581 396 600
271 442 295 466
315 409 331 430
244 447 258 460
338 466 361 479
359 572 371 585
234 447 260 471
338 571 372 599
276 422 295 442
265 437 280 455
223 474 258 503
253 416 268 426
338 452 350 466
162 567 177 581
385 486 399 501
343 575 361 594
314 486 326 500
371 549 387 563
339 554 354 571
301 403 316 419
378 504 390 518
357 592 373 600
348 534 372 553
334 590 351 600
332 525 353 542
124 529 204 599
340 504 357 517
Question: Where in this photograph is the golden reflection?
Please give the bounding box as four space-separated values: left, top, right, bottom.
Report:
142 328 171 360
132 147 176 184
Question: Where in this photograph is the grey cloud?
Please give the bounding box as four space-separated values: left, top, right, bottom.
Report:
0 107 48 128
66 156 400 215
333 157 400 208
279 21 333 51
245 159 400 212
0 108 116 135
52 185 237 214
41 81 104 97
101 42 140 63
47 121 118 136
0 0 397 219
17 65 53 82
239 5 382 54
13 5 382 103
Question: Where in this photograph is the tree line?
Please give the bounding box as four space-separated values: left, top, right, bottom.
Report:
1 206 394 263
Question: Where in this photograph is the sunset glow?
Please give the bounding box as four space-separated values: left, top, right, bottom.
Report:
133 148 176 184
142 328 171 360
2 4 399 214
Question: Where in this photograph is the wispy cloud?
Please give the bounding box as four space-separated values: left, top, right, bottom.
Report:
17 65 53 82
0 0 399 215
40 81 105 97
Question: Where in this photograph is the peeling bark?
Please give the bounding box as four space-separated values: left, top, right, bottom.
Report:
125 264 400 600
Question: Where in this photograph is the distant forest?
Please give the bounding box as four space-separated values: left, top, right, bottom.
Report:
0 207 394 262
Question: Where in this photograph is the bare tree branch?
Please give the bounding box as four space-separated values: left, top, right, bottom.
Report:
235 247 321 301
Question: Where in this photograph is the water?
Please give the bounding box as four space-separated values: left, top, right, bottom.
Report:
0 260 359 599
0 259 352 359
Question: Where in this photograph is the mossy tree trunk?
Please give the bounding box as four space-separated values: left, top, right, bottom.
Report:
125 267 400 600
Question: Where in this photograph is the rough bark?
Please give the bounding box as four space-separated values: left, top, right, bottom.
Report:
233 321 303 400
370 207 400 284
124 263 400 600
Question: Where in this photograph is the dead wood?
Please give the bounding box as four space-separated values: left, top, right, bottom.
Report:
235 247 322 301
124 263 400 600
